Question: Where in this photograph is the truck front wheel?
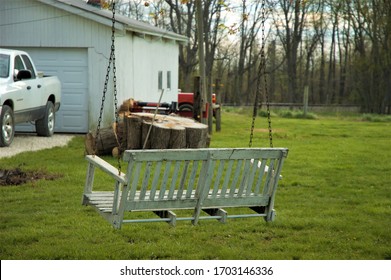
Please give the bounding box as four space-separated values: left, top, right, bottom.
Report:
0 105 15 147
36 101 55 137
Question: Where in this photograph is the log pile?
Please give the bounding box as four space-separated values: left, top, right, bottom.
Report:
85 112 209 156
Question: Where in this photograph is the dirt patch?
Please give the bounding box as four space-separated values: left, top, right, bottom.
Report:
0 168 62 186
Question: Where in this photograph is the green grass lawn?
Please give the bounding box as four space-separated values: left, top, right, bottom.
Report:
0 110 390 260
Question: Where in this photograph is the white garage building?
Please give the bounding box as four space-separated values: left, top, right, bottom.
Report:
0 0 187 133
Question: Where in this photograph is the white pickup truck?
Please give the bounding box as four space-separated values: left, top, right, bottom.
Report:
0 48 61 147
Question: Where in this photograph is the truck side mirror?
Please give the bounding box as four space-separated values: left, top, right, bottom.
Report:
15 69 32 81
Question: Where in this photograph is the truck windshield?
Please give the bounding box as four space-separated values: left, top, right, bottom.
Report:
0 54 10 78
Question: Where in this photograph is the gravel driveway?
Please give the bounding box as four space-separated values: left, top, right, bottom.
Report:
0 133 75 159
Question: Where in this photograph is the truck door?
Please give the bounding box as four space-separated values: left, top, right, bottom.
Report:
21 54 42 114
12 55 41 122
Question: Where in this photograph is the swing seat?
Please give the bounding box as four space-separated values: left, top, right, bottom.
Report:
82 148 288 229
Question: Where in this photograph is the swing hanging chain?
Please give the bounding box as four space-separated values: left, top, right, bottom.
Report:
110 2 122 174
94 1 122 174
249 0 273 148
264 67 273 148
249 0 265 148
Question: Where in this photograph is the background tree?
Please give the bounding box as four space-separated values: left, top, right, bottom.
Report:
273 0 308 104
113 0 391 114
164 0 198 91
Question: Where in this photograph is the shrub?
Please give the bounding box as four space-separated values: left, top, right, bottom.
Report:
361 114 391 122
277 110 317 119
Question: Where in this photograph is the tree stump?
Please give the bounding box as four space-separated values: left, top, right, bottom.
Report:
125 115 142 149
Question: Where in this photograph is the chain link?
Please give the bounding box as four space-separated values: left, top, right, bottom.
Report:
94 1 121 174
265 70 273 148
249 0 273 148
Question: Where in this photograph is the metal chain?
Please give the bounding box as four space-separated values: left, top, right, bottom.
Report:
265 66 273 148
111 2 122 174
94 1 121 174
249 0 273 148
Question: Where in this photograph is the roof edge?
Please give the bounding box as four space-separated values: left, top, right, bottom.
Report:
36 0 188 44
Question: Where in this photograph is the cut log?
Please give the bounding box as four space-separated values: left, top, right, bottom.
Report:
85 112 209 156
124 115 142 149
149 121 187 149
112 147 120 158
185 122 209 148
139 113 208 149
85 124 123 156
131 113 208 149
119 98 135 114
164 115 208 148
168 125 186 149
150 122 171 149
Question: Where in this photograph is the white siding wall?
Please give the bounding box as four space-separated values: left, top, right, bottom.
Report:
114 33 134 108
1 0 112 47
114 34 179 107
131 36 179 104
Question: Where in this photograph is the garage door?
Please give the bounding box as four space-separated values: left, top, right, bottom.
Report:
16 47 89 133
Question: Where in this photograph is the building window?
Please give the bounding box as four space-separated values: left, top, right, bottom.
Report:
158 71 163 90
167 71 171 90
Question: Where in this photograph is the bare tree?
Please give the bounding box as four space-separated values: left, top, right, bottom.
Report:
233 1 265 105
164 0 198 91
116 0 391 113
117 0 146 20
273 0 308 104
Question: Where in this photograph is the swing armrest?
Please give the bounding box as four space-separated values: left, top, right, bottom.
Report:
85 155 127 185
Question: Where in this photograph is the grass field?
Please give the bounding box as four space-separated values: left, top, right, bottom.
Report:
0 109 390 260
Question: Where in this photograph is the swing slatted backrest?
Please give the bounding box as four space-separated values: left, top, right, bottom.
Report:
83 148 288 229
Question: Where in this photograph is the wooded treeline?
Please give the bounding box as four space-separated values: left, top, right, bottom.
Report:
116 0 391 114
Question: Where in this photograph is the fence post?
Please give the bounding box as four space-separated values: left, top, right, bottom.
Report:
215 78 222 132
193 76 202 122
303 85 309 116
